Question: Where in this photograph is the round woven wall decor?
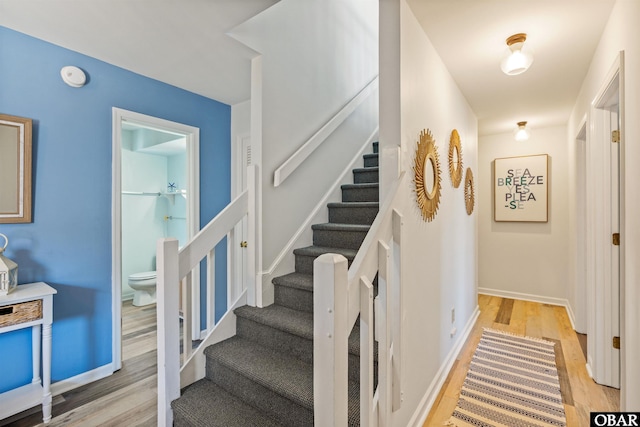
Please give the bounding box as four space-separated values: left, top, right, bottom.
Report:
413 129 442 222
464 167 475 215
448 129 463 188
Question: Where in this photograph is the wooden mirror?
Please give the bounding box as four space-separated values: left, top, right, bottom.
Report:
464 167 475 215
0 114 32 223
448 129 463 188
413 129 441 222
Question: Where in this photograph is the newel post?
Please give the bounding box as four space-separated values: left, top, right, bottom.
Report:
157 238 180 427
314 253 349 427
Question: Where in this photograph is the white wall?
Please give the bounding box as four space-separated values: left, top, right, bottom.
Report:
121 149 168 299
478 125 571 306
230 0 379 271
567 0 640 410
380 1 478 424
167 153 187 246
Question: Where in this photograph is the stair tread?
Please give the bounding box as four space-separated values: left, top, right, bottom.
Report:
311 223 371 231
205 336 362 411
363 153 378 158
172 379 284 427
235 305 313 340
293 245 358 259
272 272 313 291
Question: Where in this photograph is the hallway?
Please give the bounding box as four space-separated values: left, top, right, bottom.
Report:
425 294 619 426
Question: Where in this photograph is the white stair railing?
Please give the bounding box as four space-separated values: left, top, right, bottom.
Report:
157 165 259 427
314 172 405 426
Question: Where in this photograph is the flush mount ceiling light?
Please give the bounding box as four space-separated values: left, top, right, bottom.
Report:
514 121 531 141
500 33 534 76
60 66 86 87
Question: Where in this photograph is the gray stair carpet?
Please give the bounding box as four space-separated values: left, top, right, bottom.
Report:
172 143 379 427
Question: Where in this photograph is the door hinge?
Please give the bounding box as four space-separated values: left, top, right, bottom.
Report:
613 336 620 349
612 130 620 143
240 241 248 248
612 233 620 246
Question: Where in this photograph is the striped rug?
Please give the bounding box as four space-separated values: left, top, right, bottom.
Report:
447 328 567 427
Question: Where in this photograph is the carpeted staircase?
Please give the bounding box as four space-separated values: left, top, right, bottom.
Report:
172 143 379 427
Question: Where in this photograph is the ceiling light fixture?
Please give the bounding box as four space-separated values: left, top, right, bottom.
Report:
514 121 530 141
500 33 534 76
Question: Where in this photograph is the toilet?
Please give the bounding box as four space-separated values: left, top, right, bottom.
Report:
128 271 157 306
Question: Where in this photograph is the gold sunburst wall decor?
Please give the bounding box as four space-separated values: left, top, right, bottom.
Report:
413 129 442 222
448 129 463 188
464 167 475 215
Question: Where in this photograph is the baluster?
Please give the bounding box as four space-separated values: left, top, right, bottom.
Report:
207 247 216 330
360 277 374 426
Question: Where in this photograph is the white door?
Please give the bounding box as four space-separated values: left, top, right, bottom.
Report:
230 135 251 305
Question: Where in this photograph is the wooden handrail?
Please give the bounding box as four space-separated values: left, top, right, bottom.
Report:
273 76 379 187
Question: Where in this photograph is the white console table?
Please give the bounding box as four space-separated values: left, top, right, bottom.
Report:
0 282 56 423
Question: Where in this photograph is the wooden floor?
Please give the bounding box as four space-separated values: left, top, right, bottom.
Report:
2 296 620 427
424 294 620 427
1 301 158 427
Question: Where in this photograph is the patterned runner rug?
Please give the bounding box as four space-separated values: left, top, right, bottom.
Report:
447 328 567 427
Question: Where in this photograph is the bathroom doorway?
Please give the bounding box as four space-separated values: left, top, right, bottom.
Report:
111 108 200 371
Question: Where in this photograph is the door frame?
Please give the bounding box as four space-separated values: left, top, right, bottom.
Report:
585 52 624 388
111 107 200 371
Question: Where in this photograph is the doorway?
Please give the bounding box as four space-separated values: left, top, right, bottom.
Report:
111 108 200 371
586 55 623 389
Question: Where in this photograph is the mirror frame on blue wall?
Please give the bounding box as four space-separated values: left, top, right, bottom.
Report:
0 114 32 224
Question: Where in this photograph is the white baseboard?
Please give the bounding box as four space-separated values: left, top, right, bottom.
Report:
478 287 569 307
409 305 480 427
586 357 594 379
51 363 114 396
564 301 577 331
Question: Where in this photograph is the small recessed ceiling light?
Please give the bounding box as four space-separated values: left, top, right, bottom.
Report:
60 66 86 87
501 33 534 76
514 121 531 141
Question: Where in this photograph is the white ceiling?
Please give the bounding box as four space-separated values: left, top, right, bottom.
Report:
0 0 278 106
0 0 616 135
406 0 616 135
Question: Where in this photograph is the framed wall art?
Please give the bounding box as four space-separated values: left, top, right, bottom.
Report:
493 154 548 222
0 114 32 223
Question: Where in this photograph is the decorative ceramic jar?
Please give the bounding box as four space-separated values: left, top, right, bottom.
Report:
0 233 18 295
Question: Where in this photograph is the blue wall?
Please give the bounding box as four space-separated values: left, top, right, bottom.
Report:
0 27 230 393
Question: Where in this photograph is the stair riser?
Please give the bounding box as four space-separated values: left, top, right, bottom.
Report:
363 155 379 168
206 359 313 427
353 169 379 184
313 229 367 250
373 141 378 154
329 206 378 225
341 186 379 202
236 316 313 363
295 253 353 275
274 284 313 313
